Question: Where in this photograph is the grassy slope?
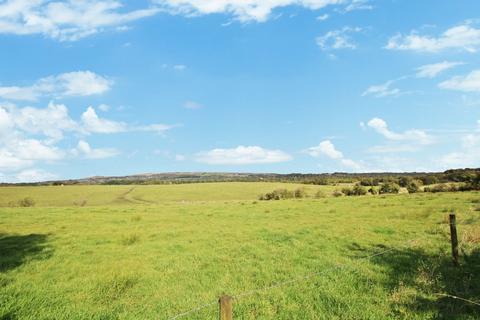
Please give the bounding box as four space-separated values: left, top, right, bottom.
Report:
0 183 339 207
0 183 479 319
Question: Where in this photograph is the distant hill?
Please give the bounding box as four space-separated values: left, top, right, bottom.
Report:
2 168 479 186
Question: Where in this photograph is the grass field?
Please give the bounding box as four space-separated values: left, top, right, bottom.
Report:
1 182 479 319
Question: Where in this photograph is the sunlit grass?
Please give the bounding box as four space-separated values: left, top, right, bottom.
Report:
0 183 479 319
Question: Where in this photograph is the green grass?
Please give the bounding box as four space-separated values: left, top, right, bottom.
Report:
0 183 479 319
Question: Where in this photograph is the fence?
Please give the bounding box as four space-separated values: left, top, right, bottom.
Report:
167 212 479 319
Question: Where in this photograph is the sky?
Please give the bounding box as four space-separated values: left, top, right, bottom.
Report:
1 0 480 182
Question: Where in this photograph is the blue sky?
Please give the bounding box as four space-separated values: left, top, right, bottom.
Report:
1 0 480 182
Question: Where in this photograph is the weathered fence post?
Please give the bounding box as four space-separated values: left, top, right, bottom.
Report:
449 212 459 266
219 295 233 320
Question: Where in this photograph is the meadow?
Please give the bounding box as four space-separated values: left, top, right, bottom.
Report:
0 182 479 319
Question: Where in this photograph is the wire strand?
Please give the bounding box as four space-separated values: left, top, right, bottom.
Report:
435 293 480 307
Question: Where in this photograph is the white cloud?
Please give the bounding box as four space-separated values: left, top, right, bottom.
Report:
367 118 434 145
0 0 160 41
0 149 33 171
386 24 480 53
316 26 361 50
196 145 292 165
316 14 329 21
305 140 343 159
415 61 464 78
183 100 202 109
15 169 57 183
73 140 119 159
0 71 112 101
439 69 480 92
81 106 127 133
305 140 362 170
9 102 78 140
343 0 372 12
362 80 401 98
155 0 353 23
439 120 480 168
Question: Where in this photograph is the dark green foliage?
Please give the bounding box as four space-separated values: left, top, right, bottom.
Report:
259 188 306 201
406 180 421 193
398 176 413 187
342 184 367 196
379 183 400 194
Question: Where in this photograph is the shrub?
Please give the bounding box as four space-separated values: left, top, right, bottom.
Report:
398 176 413 188
352 184 367 195
341 187 353 196
259 188 303 201
406 180 421 193
359 178 380 186
294 188 307 198
18 197 35 207
332 190 343 197
368 187 378 195
425 183 459 193
379 183 400 194
342 184 367 196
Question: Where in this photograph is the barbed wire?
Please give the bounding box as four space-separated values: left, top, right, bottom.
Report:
435 293 480 307
166 238 418 319
167 300 218 320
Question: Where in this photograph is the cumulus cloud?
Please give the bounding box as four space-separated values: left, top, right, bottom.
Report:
0 0 160 41
439 69 480 92
305 140 362 170
367 118 434 145
386 24 480 53
73 140 119 159
362 80 401 98
155 0 364 23
0 102 174 179
196 145 292 165
415 61 464 78
0 71 112 101
81 106 127 133
81 106 174 134
316 26 362 50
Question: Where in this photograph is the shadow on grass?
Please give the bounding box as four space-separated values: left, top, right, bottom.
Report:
0 233 52 272
361 244 480 319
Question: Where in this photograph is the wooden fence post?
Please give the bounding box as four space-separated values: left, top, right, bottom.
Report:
449 213 459 266
219 295 233 320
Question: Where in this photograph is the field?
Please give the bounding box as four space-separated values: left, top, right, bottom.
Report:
1 182 479 319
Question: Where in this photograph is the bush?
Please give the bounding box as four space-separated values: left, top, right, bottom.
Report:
379 183 400 194
368 187 378 195
342 184 367 196
18 197 35 207
259 188 305 201
424 183 459 193
406 180 421 193
332 190 343 197
294 188 307 198
398 176 413 188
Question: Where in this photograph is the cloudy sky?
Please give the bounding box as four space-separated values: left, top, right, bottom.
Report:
1 0 480 182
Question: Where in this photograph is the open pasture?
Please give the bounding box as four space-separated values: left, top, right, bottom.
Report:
1 183 479 319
